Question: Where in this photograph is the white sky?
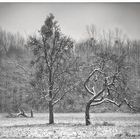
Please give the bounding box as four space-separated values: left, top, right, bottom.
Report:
0 3 140 41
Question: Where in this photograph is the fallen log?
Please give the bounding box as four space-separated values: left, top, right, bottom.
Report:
17 108 28 118
5 108 33 118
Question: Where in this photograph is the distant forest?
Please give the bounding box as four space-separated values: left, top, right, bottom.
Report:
0 16 140 114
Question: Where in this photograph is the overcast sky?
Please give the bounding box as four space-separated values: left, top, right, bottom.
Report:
0 3 140 41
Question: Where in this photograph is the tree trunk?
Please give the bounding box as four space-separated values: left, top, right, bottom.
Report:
85 102 91 125
48 68 54 124
49 100 54 124
48 84 54 124
31 109 33 118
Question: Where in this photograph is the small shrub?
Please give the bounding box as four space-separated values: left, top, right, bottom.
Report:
102 121 115 126
95 121 115 126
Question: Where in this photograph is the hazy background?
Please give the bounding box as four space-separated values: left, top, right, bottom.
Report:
0 3 140 40
0 3 140 41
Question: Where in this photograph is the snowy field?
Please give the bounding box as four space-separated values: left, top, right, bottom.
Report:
0 113 140 138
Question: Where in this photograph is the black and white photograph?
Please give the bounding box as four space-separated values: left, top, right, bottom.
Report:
0 1 140 138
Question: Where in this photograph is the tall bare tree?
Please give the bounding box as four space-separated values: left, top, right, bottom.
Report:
27 13 77 124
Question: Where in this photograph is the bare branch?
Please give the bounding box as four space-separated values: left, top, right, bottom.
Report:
92 88 105 100
84 68 105 96
107 87 119 95
40 92 52 102
84 84 95 96
105 98 121 107
107 72 120 87
52 82 79 105
124 98 137 111
94 97 104 102
91 98 121 107
52 92 66 105
90 98 105 106
52 87 61 100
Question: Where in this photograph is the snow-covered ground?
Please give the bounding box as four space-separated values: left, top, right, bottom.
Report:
0 113 140 138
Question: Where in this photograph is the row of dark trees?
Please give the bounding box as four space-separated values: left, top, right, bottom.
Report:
0 14 140 125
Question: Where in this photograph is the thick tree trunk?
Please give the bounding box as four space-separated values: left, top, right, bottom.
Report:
85 102 91 125
49 100 54 124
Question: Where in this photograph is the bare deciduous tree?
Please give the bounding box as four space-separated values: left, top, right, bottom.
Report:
83 33 136 125
27 13 78 124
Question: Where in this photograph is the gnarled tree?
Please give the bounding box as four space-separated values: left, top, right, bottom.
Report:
83 41 136 125
75 26 138 125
